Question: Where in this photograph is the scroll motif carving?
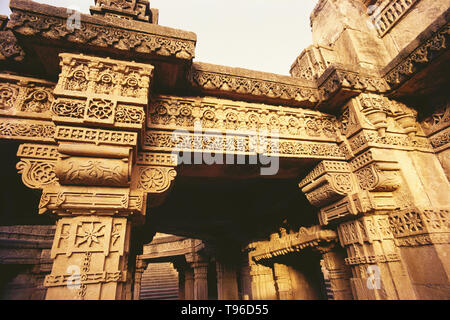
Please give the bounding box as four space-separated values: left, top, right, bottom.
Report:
190 67 319 105
16 159 58 189
0 76 55 116
0 118 56 141
0 30 25 61
137 166 177 193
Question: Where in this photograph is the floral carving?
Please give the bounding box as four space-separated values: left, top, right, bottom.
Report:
16 159 58 189
0 84 18 110
87 99 114 121
52 99 85 118
137 166 177 193
56 158 129 187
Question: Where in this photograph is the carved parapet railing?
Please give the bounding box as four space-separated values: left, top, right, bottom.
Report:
144 94 345 161
7 0 196 61
369 0 421 37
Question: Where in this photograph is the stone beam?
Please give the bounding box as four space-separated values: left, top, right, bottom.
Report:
7 0 196 61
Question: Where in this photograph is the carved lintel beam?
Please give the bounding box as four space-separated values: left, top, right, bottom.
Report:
251 225 338 264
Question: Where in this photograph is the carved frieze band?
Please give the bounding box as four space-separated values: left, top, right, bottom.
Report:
420 103 450 152
251 225 338 263
148 95 338 140
144 130 344 159
7 9 195 60
319 69 390 102
384 21 450 87
190 68 319 105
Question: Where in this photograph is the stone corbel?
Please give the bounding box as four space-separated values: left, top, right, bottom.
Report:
300 160 359 225
131 152 178 208
16 143 59 190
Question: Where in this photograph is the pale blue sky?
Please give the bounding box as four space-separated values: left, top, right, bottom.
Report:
0 0 319 75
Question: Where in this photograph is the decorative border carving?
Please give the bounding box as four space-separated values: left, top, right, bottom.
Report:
0 118 55 142
190 68 319 105
384 22 450 87
7 9 195 60
149 95 337 140
144 130 344 160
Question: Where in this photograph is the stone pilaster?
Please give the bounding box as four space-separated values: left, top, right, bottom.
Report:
216 261 239 300
248 262 277 300
14 52 178 300
184 268 194 300
301 92 450 299
133 258 148 300
192 262 209 300
319 245 353 300
273 263 294 300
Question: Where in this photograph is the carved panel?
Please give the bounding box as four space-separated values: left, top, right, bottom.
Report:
55 157 130 187
149 95 337 139
388 208 450 246
135 166 177 193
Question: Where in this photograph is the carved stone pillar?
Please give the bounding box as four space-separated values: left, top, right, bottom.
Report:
192 262 208 300
301 92 450 299
14 53 175 300
319 245 353 300
248 262 277 300
133 258 148 300
216 261 239 300
273 263 294 300
184 268 194 300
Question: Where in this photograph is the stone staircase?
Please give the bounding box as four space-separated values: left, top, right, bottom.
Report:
139 262 179 300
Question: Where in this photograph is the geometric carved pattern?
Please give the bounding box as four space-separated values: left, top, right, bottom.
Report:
50 216 127 258
388 208 450 246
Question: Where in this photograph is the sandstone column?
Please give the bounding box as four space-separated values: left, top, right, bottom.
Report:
14 53 175 299
300 93 450 299
216 261 239 300
273 263 294 300
184 268 195 300
133 258 148 300
192 262 209 300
